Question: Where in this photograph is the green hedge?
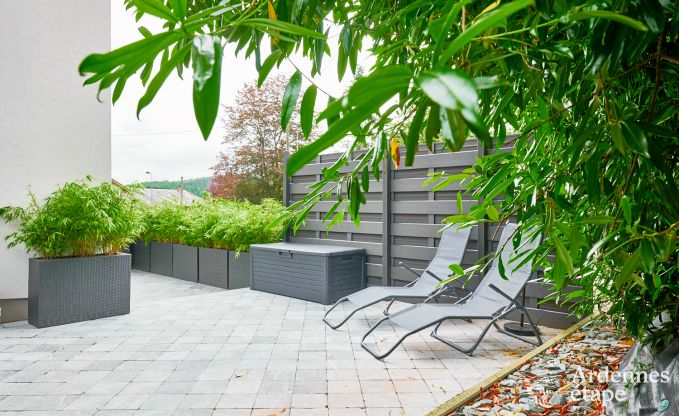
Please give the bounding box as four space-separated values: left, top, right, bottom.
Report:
140 198 284 252
0 179 144 259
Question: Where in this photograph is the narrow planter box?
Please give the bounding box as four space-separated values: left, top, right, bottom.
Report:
131 240 150 272
28 253 131 328
150 242 173 277
172 244 198 282
198 247 229 289
250 243 365 304
229 251 251 289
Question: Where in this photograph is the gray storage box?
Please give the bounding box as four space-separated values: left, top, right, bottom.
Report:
131 240 150 271
250 243 365 304
150 242 173 277
172 244 198 282
28 254 131 328
198 247 228 289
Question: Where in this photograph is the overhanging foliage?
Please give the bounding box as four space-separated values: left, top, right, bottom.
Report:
81 0 678 346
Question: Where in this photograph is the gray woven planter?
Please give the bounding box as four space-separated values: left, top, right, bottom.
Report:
229 251 250 289
150 242 173 277
172 244 198 282
131 240 150 271
28 253 131 328
198 247 228 289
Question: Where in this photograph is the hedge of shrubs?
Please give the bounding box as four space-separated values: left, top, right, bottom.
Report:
139 197 284 252
0 179 144 258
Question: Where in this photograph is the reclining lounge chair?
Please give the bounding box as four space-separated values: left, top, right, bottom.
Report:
323 225 472 329
361 223 543 359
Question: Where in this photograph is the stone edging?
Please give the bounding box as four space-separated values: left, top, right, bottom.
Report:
426 314 598 416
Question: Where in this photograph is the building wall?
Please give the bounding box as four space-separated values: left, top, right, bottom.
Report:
0 1 111 322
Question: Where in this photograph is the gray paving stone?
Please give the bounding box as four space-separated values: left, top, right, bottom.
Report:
0 271 559 416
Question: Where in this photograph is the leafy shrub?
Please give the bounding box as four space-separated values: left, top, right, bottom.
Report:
140 197 284 252
0 179 144 258
205 198 284 252
141 201 195 245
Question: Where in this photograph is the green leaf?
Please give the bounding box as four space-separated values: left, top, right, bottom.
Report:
609 122 626 155
486 204 499 221
640 239 656 274
137 43 191 117
424 104 441 150
287 107 369 175
620 121 649 158
168 0 187 19
581 215 613 225
79 31 181 75
439 108 466 151
620 195 632 224
552 235 574 276
340 24 352 55
618 249 643 289
281 71 303 131
240 18 325 39
192 36 223 140
405 104 427 166
361 167 370 192
337 45 348 81
456 191 463 213
300 85 317 138
348 66 412 108
258 50 283 87
448 263 465 276
135 0 178 23
138 26 153 38
417 69 478 112
569 10 649 31
439 0 533 62
431 0 473 64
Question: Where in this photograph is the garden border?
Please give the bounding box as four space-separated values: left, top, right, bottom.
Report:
425 314 598 416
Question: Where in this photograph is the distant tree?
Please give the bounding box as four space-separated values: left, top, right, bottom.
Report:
208 75 311 202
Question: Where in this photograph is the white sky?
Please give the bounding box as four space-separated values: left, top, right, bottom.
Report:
110 2 360 184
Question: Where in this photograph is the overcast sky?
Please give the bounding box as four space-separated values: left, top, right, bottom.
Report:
111 2 359 184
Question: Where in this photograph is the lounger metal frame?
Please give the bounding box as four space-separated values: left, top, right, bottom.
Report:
322 263 459 329
360 282 543 359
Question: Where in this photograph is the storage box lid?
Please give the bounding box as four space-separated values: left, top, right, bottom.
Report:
250 242 364 256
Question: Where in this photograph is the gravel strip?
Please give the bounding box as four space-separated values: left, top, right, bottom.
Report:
454 323 634 416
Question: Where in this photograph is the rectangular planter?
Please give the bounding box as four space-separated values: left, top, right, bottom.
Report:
250 243 365 304
150 242 173 277
172 244 198 282
131 240 150 272
28 253 131 328
229 251 251 289
198 247 228 289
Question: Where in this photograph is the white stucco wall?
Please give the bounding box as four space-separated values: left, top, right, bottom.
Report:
0 2 111 302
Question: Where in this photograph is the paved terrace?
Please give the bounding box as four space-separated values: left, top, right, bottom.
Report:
0 271 558 416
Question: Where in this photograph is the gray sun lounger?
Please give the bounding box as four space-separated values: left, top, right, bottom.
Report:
322 225 472 329
361 223 543 359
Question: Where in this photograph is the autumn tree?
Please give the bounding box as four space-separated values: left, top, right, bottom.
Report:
209 74 310 202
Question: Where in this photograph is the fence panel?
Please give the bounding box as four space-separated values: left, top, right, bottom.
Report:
284 140 579 329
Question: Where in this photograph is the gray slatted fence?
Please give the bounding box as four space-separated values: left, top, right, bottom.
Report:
284 139 579 328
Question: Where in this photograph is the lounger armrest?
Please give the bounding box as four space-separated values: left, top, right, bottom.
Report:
424 270 443 281
488 284 518 303
399 262 422 280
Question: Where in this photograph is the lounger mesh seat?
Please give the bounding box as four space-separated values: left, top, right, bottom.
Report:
322 225 472 329
361 223 543 359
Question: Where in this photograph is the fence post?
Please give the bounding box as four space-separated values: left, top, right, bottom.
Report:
477 140 488 263
282 152 290 242
381 156 392 286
